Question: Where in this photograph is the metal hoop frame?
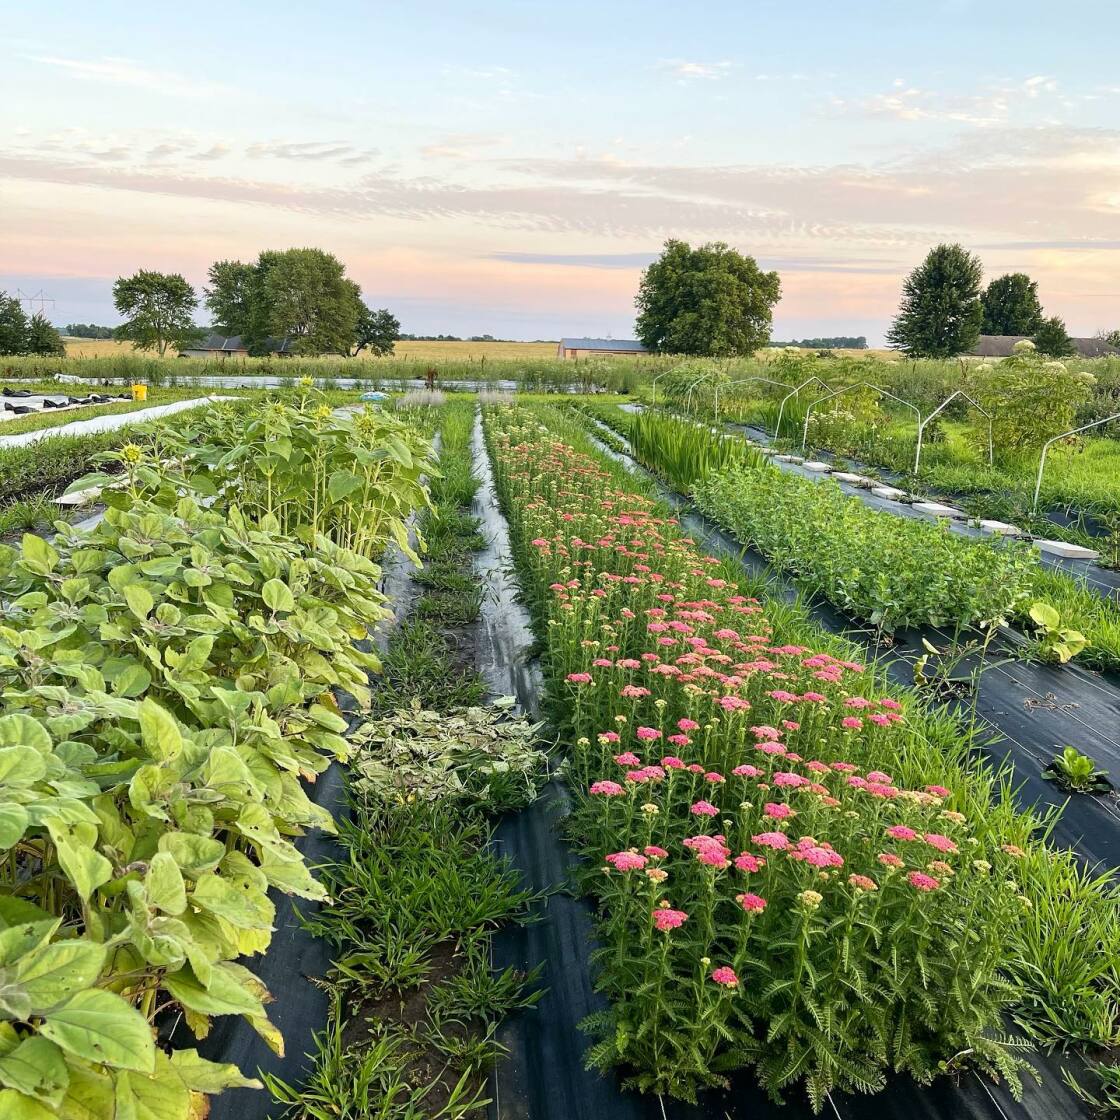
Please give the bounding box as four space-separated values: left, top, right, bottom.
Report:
801 383 921 453
914 390 993 474
1033 412 1120 513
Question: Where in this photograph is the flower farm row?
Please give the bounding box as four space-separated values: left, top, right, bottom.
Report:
481 401 1119 1110
583 403 1120 672
0 390 434 1118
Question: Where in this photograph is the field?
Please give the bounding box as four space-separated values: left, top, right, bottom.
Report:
1 379 1118 1120
62 336 560 361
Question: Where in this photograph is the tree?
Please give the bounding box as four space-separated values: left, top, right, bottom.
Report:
635 239 781 357
203 249 378 356
204 260 256 336
348 301 399 357
64 323 114 339
0 292 29 356
112 271 200 356
1033 315 1076 358
26 313 65 356
980 273 1044 335
886 244 983 357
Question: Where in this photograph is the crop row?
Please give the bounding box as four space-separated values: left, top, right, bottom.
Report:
584 404 1120 671
481 402 1119 1109
0 392 432 1117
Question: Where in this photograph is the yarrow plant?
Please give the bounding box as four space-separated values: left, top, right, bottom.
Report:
483 404 1032 1110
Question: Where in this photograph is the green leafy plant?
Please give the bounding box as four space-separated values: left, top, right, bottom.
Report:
1044 747 1111 794
1027 601 1091 663
352 699 548 814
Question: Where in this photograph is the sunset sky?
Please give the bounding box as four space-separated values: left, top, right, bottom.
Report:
3 0 1119 343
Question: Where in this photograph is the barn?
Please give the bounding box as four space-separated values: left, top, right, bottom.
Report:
178 334 296 359
557 337 649 359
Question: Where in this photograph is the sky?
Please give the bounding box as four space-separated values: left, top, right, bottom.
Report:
2 0 1120 345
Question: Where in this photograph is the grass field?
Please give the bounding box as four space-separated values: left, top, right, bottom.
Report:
63 337 560 361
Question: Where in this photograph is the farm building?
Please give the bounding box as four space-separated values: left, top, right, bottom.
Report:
968 334 1119 359
178 334 296 359
557 337 649 359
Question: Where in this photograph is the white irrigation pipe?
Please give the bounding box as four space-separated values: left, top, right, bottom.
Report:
775 375 833 441
1033 411 1120 513
801 382 920 453
914 390 993 474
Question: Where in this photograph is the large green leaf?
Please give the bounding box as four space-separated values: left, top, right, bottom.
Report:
14 941 106 1014
261 579 295 613
167 1048 261 1092
144 853 186 916
40 990 155 1073
0 1035 69 1106
0 716 52 756
52 837 112 905
0 1087 57 1120
0 748 46 788
137 699 183 762
20 536 59 578
0 806 29 850
114 1054 192 1120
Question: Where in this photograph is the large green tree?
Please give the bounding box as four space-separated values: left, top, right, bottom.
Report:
26 313 65 356
0 292 29 356
204 260 256 336
204 249 374 356
112 270 200 356
886 244 984 357
1033 315 1076 358
980 273 1044 335
346 296 399 357
635 239 781 356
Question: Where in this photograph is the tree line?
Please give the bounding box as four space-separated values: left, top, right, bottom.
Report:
106 248 401 358
632 239 1113 359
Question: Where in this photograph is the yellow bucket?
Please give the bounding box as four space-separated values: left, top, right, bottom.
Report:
131 383 148 402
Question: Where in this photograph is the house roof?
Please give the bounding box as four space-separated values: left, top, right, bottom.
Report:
559 337 648 352
188 334 295 353
969 334 1118 358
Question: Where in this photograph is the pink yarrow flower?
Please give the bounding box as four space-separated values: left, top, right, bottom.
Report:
605 851 647 871
635 726 662 741
653 907 688 931
885 825 918 841
736 892 767 912
690 800 720 817
589 781 625 796
908 871 941 891
711 966 739 987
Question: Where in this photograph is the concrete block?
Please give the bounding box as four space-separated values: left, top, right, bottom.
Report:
802 461 832 472
1034 539 1100 560
832 471 870 485
977 519 1023 537
912 501 966 519
871 485 907 501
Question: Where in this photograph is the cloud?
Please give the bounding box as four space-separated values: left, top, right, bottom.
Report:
26 54 233 98
2 124 1118 252
421 133 508 160
191 143 230 162
829 76 1063 128
659 59 734 82
246 140 377 163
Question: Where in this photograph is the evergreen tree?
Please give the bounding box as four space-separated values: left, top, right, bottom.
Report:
887 244 983 357
980 273 1044 335
1033 315 1076 358
26 313 65 356
0 292 29 356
